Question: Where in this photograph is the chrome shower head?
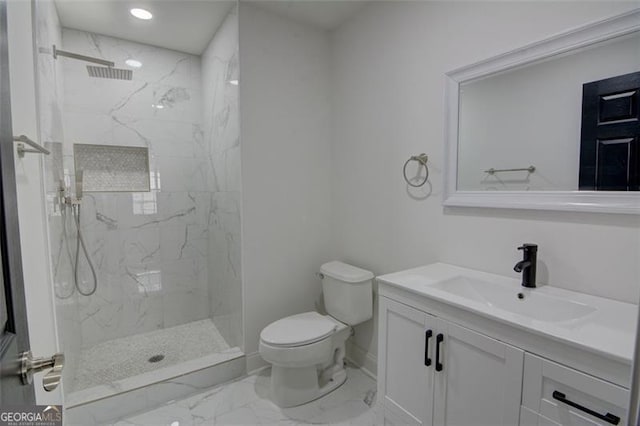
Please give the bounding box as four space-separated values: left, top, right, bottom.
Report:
86 65 133 80
51 45 132 80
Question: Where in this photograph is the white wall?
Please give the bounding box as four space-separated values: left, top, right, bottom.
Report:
331 1 640 372
239 3 333 369
7 0 62 405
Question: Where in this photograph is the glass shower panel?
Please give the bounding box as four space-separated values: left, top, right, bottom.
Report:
34 0 242 404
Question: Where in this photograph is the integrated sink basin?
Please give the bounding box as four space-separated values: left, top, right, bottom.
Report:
377 262 637 365
431 276 597 322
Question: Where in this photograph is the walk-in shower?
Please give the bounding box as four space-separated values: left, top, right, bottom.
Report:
33 0 242 417
49 45 137 299
49 33 139 301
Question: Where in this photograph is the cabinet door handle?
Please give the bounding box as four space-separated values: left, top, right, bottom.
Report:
552 391 620 425
435 333 444 372
424 330 432 366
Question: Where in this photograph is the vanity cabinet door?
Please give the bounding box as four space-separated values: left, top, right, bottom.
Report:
433 319 524 426
378 297 437 425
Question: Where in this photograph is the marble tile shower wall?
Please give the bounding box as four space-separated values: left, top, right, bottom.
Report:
55 28 216 348
201 7 242 348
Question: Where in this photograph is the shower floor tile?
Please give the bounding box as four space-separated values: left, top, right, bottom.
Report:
72 319 231 392
113 364 377 425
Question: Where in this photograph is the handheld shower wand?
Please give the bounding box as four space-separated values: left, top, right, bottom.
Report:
59 171 98 297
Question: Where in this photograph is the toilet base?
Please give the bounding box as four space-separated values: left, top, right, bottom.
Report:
270 362 347 408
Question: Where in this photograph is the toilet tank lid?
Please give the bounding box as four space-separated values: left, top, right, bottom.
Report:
320 261 374 283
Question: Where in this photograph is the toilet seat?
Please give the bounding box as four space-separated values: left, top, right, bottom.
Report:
260 312 339 347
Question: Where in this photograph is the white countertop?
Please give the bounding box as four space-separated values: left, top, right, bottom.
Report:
377 263 637 365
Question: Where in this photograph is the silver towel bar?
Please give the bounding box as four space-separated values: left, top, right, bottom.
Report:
484 166 535 175
13 135 51 158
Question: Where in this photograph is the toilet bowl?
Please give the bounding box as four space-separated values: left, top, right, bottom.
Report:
259 312 351 407
259 261 373 407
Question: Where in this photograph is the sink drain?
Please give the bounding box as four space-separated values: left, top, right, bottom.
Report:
148 354 165 363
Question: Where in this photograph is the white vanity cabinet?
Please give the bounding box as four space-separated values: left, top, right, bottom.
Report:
376 263 634 426
378 296 524 426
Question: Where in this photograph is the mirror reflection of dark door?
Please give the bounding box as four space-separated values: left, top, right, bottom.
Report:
0 0 35 406
579 71 640 191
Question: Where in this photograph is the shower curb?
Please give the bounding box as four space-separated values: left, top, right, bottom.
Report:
64 353 245 425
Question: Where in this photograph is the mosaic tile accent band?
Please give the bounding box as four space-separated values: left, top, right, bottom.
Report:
73 144 151 192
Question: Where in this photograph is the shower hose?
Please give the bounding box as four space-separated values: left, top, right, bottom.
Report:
60 203 98 297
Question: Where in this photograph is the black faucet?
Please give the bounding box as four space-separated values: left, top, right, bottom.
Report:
514 244 537 288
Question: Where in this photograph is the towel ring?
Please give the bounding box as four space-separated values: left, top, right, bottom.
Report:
403 153 429 187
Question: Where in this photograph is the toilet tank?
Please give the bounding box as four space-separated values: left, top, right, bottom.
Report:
320 261 374 326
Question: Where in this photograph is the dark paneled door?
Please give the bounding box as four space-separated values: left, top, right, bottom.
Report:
579 71 640 191
0 0 35 405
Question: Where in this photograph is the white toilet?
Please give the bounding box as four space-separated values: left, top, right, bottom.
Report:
259 261 374 407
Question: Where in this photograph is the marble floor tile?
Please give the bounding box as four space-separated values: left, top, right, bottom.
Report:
113 365 377 426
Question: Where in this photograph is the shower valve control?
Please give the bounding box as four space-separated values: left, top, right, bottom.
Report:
63 196 81 205
19 351 65 392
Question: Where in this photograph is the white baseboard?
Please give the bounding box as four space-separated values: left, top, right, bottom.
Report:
246 351 269 374
346 340 377 379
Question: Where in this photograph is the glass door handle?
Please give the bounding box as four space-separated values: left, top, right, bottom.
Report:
19 351 64 392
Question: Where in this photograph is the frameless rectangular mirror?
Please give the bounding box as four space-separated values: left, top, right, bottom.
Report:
444 10 640 214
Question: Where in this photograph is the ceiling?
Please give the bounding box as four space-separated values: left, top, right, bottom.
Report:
251 1 369 31
55 1 370 56
55 0 236 55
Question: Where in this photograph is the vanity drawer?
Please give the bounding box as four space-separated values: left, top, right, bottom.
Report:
522 354 628 426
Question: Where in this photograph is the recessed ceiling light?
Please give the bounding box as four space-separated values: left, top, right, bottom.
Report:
125 59 142 68
130 8 153 20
